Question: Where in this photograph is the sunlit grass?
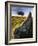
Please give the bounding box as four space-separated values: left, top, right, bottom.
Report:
11 16 27 32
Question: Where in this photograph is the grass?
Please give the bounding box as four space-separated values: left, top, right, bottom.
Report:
11 16 27 32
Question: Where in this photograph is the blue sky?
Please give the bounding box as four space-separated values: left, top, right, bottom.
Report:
11 6 33 16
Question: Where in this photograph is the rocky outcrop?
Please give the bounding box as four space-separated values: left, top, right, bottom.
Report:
14 12 33 38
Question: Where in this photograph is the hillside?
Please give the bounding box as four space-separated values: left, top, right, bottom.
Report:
11 16 27 32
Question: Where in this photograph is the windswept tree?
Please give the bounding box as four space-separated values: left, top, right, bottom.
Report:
17 11 24 16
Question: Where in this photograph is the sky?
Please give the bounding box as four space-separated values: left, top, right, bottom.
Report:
11 6 33 16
